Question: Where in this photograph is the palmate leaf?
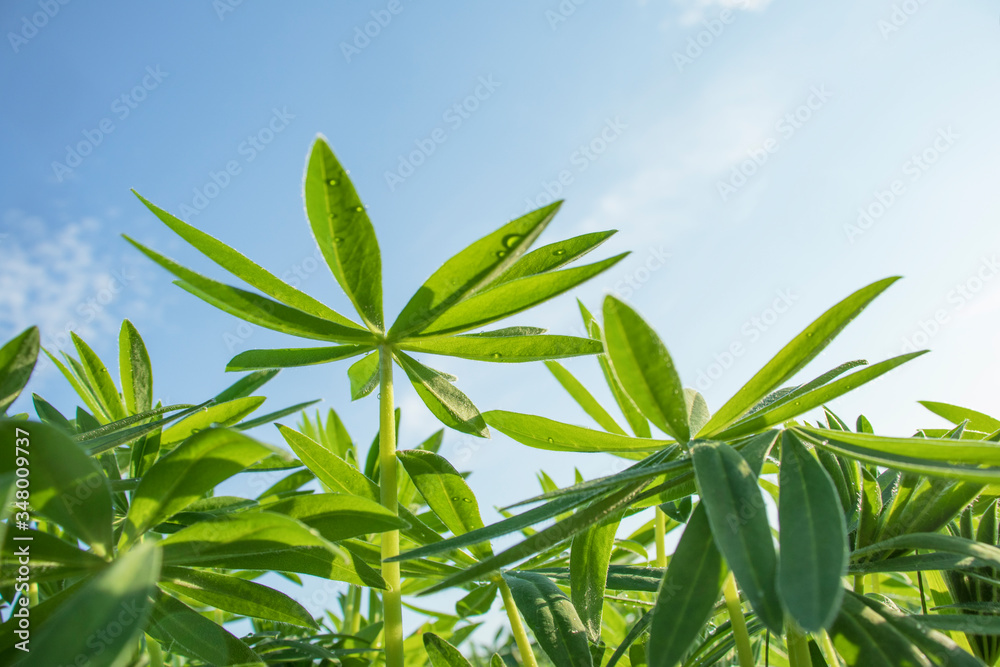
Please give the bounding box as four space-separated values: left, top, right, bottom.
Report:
691 440 783 633
303 136 384 331
647 504 727 667
399 334 602 362
483 410 669 453
569 504 623 642
125 236 375 344
491 230 617 286
920 401 1000 434
24 542 160 667
395 351 488 437
714 352 927 440
778 431 848 632
698 277 900 437
226 344 368 371
424 632 474 667
396 449 492 559
258 492 408 542
118 319 153 414
159 566 318 629
794 427 1000 484
546 360 625 434
133 189 361 327
349 350 380 400
504 571 593 667
148 590 263 666
0 326 39 415
390 201 563 339
71 332 127 422
419 254 628 337
159 511 386 588
603 295 689 442
0 421 113 556
120 427 277 548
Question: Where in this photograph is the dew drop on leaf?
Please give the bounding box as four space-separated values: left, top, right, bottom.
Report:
492 353 502 359
355 206 364 212
334 237 344 244
496 250 507 259
553 249 567 256
501 233 523 249
327 178 338 186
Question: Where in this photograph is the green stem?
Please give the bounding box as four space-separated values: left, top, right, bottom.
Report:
853 573 864 595
499 578 539 667
786 622 813 667
654 508 667 568
723 573 754 667
820 630 840 667
379 348 404 667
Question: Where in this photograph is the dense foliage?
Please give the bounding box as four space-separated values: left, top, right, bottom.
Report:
2 137 999 667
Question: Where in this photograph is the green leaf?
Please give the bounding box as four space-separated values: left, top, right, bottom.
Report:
160 511 386 587
419 481 648 595
31 393 72 431
391 202 562 338
829 592 933 667
570 504 624 642
400 334 603 363
504 571 593 667
397 449 492 558
778 431 848 632
303 136 384 330
647 504 727 667
160 396 266 445
134 190 361 327
603 296 689 442
715 352 927 440
920 401 1000 434
0 326 39 415
233 399 321 431
483 410 669 453
159 566 318 629
226 344 368 371
421 254 628 337
125 235 375 343
490 230 617 286
795 427 1000 484
118 320 153 415
26 542 160 667
214 369 280 403
851 533 1000 570
259 492 408 541
856 467 882 551
699 277 900 436
0 421 113 556
349 351 380 400
148 590 263 666
456 583 499 618
120 427 275 548
395 351 488 437
71 332 127 422
546 361 625 434
691 440 782 632
424 632 474 667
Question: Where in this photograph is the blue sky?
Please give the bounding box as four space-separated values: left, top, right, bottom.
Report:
2 0 1000 637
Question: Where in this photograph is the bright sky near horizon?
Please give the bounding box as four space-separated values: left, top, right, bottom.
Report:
2 0 999 638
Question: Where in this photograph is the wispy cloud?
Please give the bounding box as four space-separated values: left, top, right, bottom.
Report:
0 209 156 371
673 0 773 27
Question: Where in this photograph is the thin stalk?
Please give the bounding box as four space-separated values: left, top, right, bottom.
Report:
853 573 864 595
785 622 813 667
722 573 754 667
499 577 539 667
379 348 403 667
916 550 929 615
654 508 667 568
820 630 841 666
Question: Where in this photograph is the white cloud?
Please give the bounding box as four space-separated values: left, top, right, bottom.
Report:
675 0 772 27
0 209 155 370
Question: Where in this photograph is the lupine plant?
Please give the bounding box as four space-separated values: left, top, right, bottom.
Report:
2 137 1000 667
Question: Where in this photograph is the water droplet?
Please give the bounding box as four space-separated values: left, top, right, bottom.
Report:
462 498 472 503
492 353 502 360
327 178 338 186
334 236 344 244
502 233 523 249
451 496 461 502
546 437 554 444
496 250 508 259
354 206 364 212
553 248 567 256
